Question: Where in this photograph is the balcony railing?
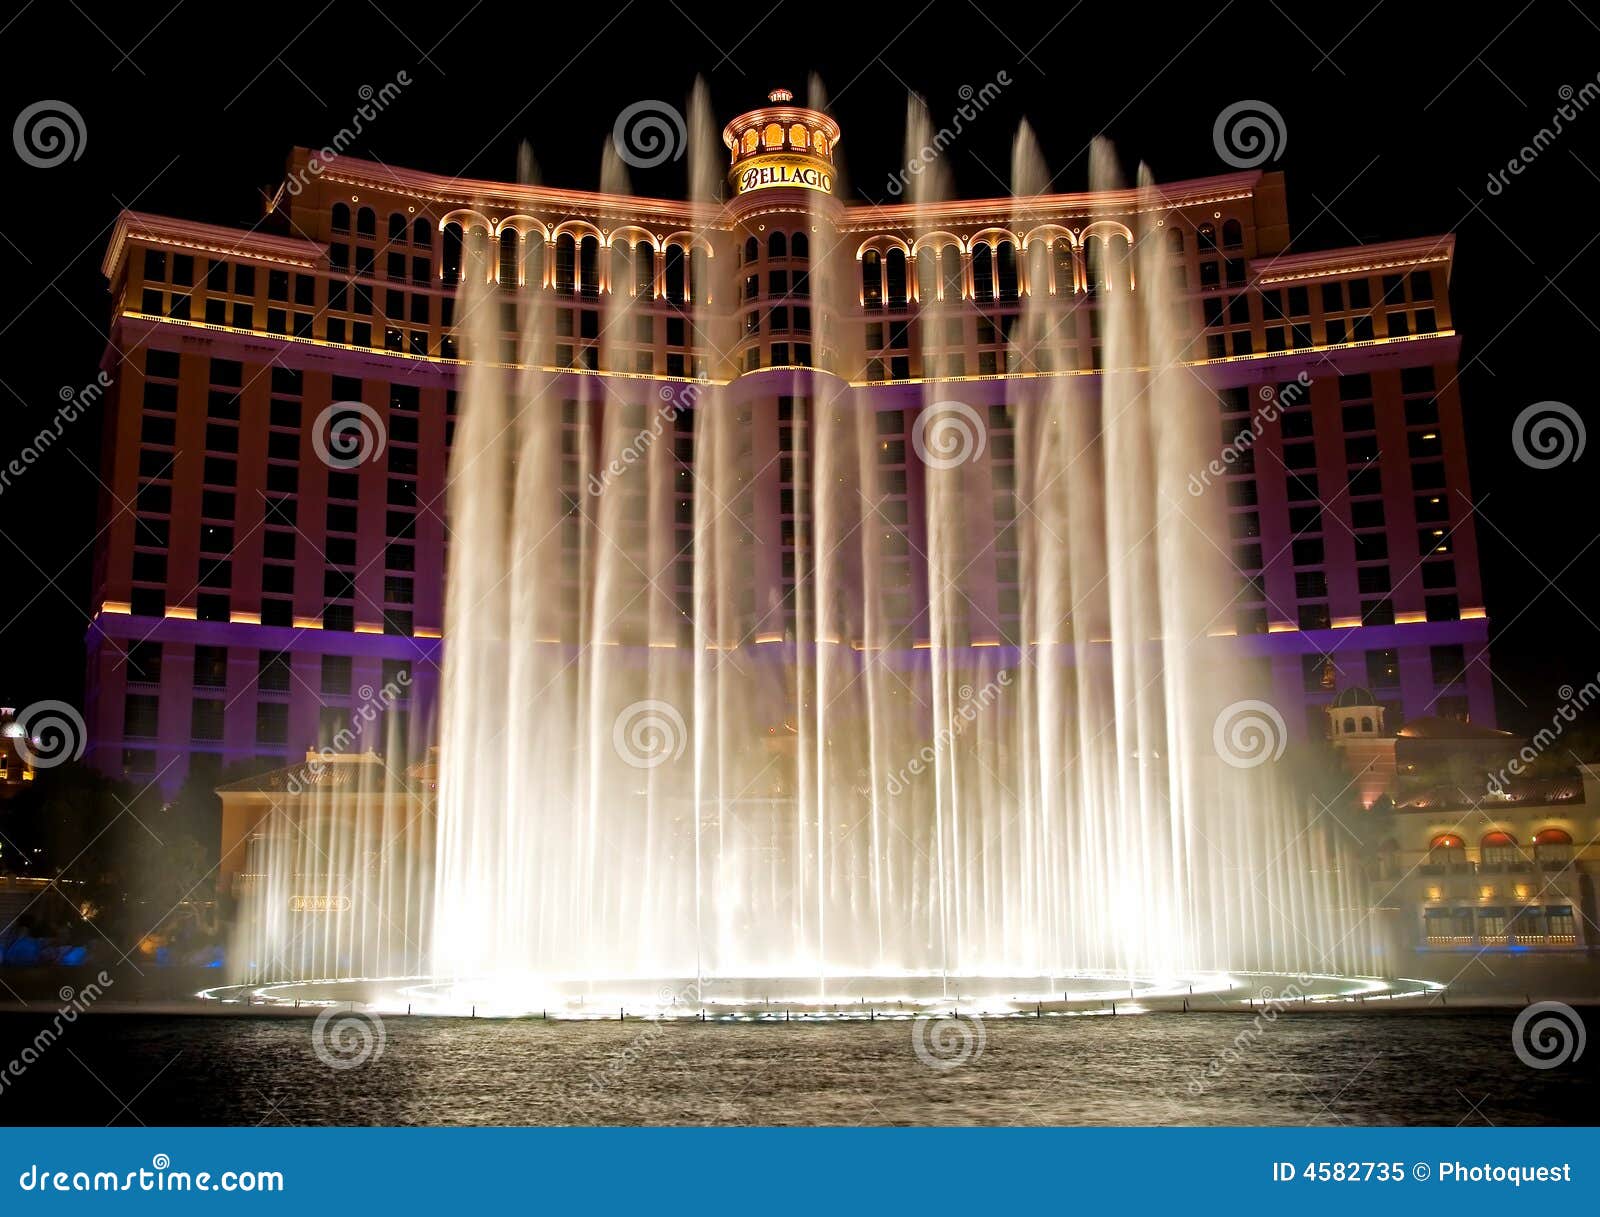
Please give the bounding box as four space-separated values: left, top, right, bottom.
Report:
1425 932 1579 948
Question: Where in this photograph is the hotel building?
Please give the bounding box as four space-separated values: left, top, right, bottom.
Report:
84 90 1491 797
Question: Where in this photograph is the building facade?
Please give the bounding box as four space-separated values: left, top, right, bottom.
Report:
84 91 1491 796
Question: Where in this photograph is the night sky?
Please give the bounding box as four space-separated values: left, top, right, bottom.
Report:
1 0 1595 735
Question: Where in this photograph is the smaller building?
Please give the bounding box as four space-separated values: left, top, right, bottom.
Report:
1326 689 1598 979
0 706 38 799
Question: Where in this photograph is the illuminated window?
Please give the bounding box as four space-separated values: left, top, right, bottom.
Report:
788 123 807 148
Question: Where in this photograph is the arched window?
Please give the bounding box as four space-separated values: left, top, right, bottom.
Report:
769 231 788 259
664 243 687 305
1052 239 1074 294
916 251 938 302
791 232 809 260
763 122 783 149
940 246 963 301
971 243 994 303
861 250 882 309
1166 227 1184 254
742 130 759 155
523 233 545 289
356 207 376 237
388 213 408 242
610 240 632 297
690 247 708 304
996 241 1018 301
1480 830 1520 870
1426 833 1466 872
1343 717 1356 734
1106 234 1131 290
578 236 600 297
885 249 907 307
1222 219 1243 250
499 230 520 285
744 236 759 263
1534 828 1573 867
554 234 577 295
1361 716 1374 732
413 217 432 247
331 203 351 233
633 242 655 298
1083 235 1104 296
1197 223 1217 251
788 123 808 148
441 221 464 284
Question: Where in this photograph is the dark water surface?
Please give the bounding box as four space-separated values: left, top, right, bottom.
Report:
0 1011 1592 1126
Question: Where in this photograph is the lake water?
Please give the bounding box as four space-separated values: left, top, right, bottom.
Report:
0 1011 1591 1126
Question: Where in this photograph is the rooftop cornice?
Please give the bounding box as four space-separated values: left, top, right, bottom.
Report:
1250 235 1456 283
297 149 722 228
102 210 326 279
835 171 1267 231
292 152 1268 235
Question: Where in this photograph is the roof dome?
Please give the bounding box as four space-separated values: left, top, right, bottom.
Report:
1331 686 1378 708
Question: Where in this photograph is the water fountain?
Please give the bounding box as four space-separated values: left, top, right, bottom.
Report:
221 84 1406 1017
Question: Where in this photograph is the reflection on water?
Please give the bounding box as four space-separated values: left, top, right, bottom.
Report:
0 1012 1592 1126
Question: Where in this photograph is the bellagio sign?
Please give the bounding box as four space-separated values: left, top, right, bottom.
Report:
735 154 833 196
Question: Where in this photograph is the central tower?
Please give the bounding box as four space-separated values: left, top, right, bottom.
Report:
722 87 840 200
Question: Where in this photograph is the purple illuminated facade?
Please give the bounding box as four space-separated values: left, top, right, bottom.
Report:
84 117 1491 798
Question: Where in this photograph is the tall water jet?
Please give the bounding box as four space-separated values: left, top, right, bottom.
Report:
412 86 1383 1010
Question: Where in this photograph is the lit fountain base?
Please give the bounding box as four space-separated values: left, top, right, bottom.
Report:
199 973 1443 1018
